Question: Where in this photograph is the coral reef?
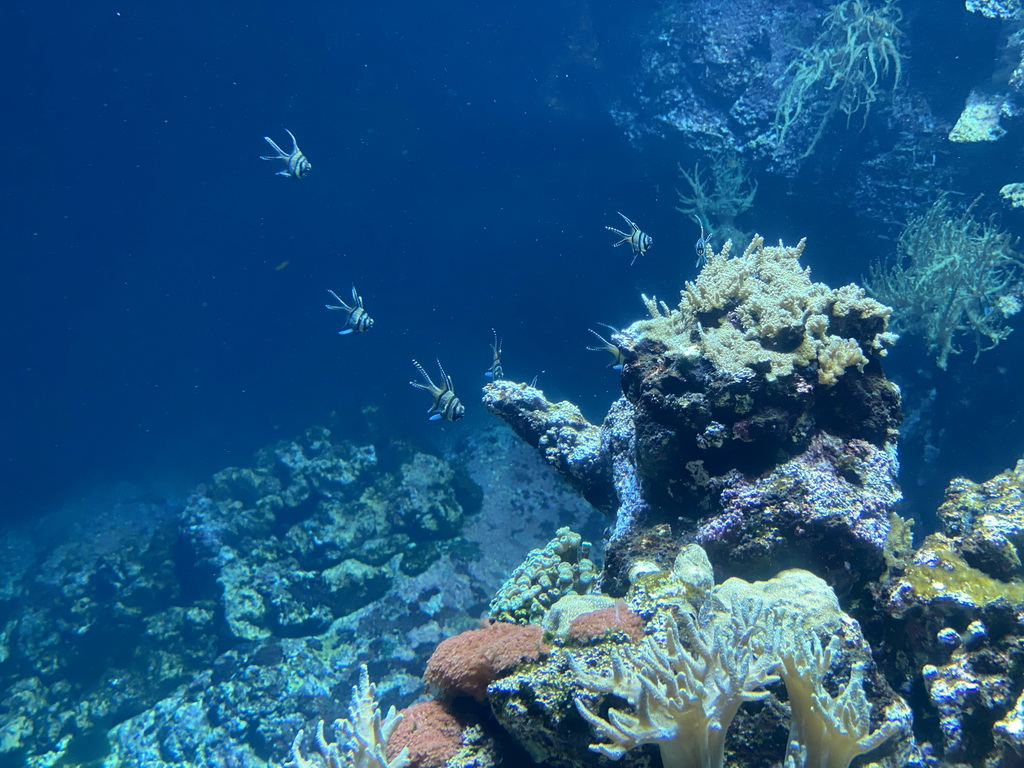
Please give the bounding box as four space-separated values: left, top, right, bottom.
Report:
878 459 1024 766
187 428 477 642
867 194 1024 369
0 421 599 767
483 545 913 768
285 664 409 768
0 495 212 766
486 235 902 591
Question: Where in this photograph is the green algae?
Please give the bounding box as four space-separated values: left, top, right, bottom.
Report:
904 542 1024 606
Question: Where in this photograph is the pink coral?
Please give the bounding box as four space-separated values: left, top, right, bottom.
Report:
567 599 645 644
424 621 548 700
386 700 463 768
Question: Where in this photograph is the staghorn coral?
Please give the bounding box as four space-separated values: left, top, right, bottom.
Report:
866 194 1024 369
285 664 409 768
772 0 904 158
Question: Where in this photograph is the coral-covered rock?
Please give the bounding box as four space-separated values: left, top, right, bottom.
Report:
696 432 900 585
877 459 1024 766
487 237 902 593
481 381 617 514
622 237 899 520
935 460 1024 579
425 622 549 700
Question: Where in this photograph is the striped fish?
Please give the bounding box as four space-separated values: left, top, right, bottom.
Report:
410 359 465 422
694 217 712 269
261 129 311 178
587 325 627 370
605 211 653 266
326 287 374 334
485 329 504 380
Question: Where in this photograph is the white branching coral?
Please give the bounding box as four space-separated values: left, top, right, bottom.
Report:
777 631 901 768
570 565 902 768
285 664 410 768
676 150 758 250
572 595 780 768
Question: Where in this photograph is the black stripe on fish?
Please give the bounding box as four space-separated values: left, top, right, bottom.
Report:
411 359 464 421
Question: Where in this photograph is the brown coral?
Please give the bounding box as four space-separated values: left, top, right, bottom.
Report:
567 599 645 645
386 700 464 768
424 622 549 700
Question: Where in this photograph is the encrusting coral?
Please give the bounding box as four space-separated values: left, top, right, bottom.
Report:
636 234 896 385
488 526 599 624
285 664 409 768
384 700 464 768
424 621 549 700
866 194 1024 369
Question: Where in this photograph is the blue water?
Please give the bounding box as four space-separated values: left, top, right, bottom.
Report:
9 3 1024 768
3 0 1024 523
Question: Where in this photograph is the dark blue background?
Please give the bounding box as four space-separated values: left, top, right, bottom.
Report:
3 0 1024 524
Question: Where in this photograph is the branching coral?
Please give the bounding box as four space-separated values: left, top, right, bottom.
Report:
571 599 780 768
773 0 904 158
866 194 1024 369
676 150 758 250
285 665 409 768
570 565 900 768
777 632 901 768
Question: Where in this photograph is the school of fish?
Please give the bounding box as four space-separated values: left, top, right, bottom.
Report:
260 130 689 422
